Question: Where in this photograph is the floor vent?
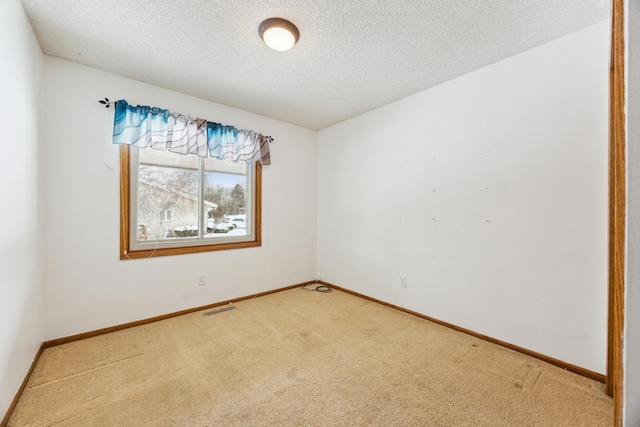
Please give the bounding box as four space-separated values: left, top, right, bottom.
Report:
203 306 236 316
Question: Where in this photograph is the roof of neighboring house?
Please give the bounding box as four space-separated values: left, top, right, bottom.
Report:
139 179 218 209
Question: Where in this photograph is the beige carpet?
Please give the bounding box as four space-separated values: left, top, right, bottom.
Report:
9 288 612 426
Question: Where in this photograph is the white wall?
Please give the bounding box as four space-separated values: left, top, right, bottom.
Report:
0 0 44 417
318 22 609 373
624 0 640 424
42 57 317 340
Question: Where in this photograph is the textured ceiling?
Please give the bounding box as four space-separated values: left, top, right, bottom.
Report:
21 0 609 130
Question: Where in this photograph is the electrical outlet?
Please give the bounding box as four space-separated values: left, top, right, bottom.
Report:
198 274 206 286
400 277 407 288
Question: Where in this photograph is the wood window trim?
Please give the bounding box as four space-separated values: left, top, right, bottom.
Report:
119 145 262 259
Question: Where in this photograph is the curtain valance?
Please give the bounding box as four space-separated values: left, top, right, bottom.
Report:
111 100 271 165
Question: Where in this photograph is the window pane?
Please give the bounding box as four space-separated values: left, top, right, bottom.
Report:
137 150 199 242
203 157 250 238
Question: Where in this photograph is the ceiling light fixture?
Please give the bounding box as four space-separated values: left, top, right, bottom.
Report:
259 18 299 52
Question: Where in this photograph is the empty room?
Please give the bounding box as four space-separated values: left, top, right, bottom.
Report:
2 0 639 425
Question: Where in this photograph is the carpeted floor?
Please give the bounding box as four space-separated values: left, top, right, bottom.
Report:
9 288 612 426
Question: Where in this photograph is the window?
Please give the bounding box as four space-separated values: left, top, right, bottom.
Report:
160 209 174 222
120 145 261 259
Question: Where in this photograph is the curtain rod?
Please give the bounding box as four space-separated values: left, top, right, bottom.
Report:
98 98 273 143
98 98 116 108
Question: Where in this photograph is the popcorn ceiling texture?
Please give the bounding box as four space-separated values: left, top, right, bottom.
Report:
21 0 608 130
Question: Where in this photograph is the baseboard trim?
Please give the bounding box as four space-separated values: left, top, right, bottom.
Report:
43 282 309 348
318 280 606 384
1 343 44 427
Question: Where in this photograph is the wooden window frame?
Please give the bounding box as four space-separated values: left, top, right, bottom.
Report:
119 145 262 259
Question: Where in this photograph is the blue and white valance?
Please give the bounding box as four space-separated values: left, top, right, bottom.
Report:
112 100 271 165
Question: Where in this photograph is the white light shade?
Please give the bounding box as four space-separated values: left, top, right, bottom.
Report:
262 27 296 51
259 18 299 52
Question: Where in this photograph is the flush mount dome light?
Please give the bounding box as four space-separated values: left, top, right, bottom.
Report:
259 18 299 52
